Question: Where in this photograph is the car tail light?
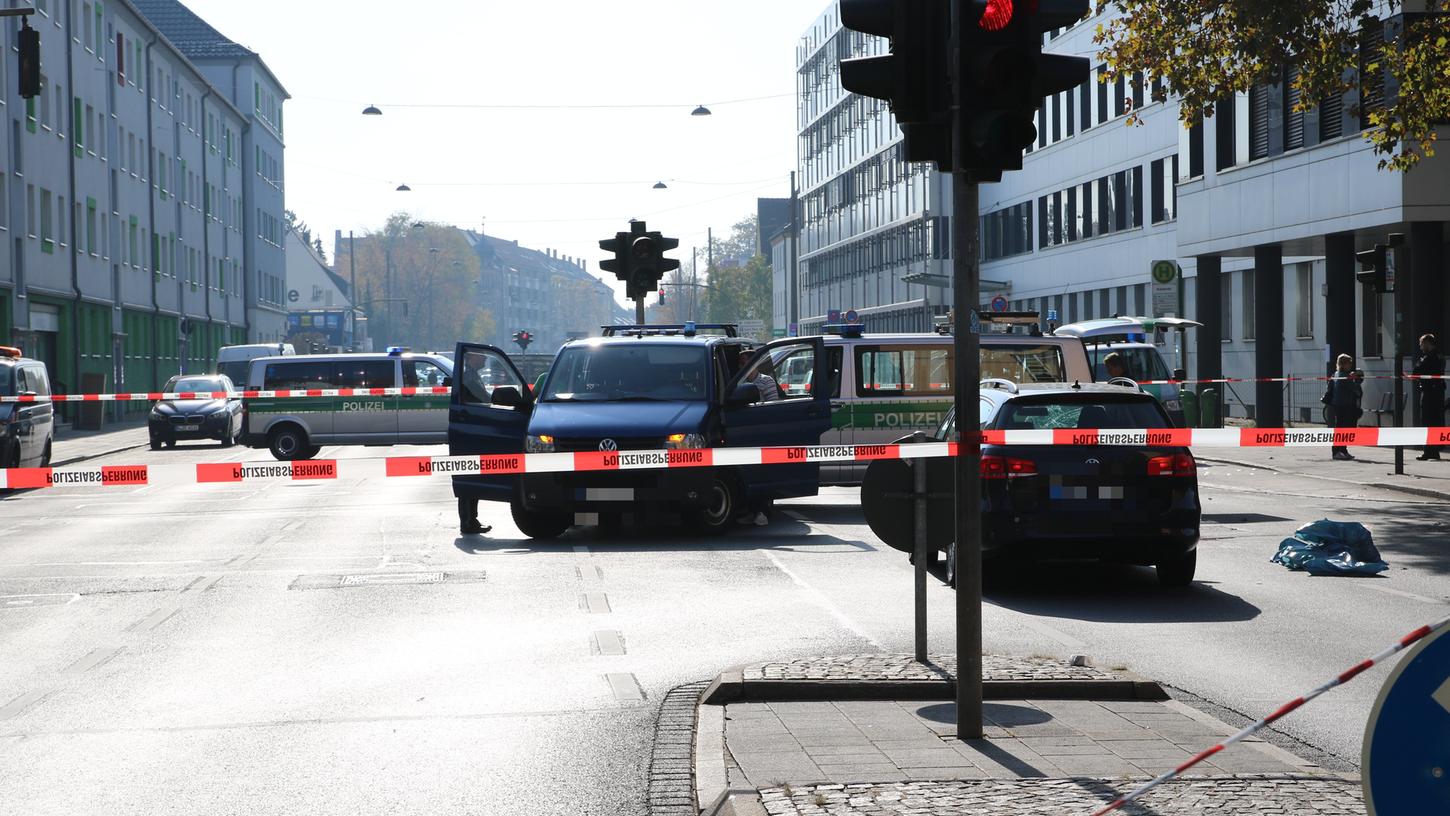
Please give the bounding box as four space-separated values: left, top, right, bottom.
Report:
981 455 1037 479
1147 454 1196 477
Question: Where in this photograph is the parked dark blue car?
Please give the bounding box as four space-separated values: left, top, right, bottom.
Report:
448 326 833 539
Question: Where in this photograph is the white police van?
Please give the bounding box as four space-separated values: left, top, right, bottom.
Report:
806 318 1094 485
241 347 453 460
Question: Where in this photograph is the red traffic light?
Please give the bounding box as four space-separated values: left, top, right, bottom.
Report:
978 0 1021 31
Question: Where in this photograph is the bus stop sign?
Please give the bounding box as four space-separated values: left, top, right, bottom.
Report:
1363 624 1450 814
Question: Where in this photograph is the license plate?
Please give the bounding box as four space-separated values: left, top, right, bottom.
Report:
178 424 200 432
584 488 634 501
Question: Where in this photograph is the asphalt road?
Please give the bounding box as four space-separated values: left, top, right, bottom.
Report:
1 443 1445 814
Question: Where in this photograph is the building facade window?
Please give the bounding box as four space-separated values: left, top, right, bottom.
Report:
980 201 1032 261
1220 273 1233 341
1295 263 1314 337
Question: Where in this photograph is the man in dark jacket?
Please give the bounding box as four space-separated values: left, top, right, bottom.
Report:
1413 334 1445 461
1325 354 1363 460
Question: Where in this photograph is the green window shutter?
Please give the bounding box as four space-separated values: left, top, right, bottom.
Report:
25 98 36 133
74 97 83 154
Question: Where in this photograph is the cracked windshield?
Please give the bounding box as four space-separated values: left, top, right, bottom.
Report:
1 0 1447 814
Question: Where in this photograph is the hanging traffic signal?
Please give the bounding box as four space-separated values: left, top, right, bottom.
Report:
657 289 666 304
599 229 630 278
600 221 680 301
18 18 41 100
512 330 532 351
956 0 1090 178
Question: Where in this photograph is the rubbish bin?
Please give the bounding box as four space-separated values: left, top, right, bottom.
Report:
1199 387 1218 428
1181 390 1199 428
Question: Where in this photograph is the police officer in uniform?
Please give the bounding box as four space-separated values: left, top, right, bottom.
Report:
1413 333 1445 461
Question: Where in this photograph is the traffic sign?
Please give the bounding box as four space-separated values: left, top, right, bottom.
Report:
1151 260 1180 318
827 309 841 324
845 309 860 323
739 319 765 340
861 457 954 554
991 296 1008 312
1363 624 1450 814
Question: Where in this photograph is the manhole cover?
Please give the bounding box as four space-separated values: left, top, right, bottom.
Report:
338 572 446 587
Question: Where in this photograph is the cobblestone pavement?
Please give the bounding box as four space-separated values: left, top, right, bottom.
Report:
743 654 1117 682
648 681 709 816
725 699 1324 788
757 776 1364 815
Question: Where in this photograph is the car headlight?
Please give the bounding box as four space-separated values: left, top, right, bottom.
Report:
664 432 708 449
526 434 555 453
1164 399 1183 412
150 407 167 419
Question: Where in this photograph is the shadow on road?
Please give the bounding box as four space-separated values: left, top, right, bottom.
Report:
452 522 876 556
981 560 1262 624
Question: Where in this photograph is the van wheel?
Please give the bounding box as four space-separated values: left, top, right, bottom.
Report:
268 426 310 461
1156 549 1197 588
689 476 739 536
510 501 571 540
150 438 163 451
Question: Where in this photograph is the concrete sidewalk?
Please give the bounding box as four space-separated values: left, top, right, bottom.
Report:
684 655 1361 816
50 421 150 467
1198 443 1450 500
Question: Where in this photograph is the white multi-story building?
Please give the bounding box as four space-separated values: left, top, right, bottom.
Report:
794 3 1450 427
0 0 286 418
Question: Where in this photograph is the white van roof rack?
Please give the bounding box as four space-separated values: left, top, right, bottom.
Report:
980 378 1019 394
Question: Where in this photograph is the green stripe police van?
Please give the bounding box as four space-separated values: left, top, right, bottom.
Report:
809 325 1093 485
241 349 454 460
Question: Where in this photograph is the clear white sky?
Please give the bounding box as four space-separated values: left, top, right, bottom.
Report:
180 0 834 304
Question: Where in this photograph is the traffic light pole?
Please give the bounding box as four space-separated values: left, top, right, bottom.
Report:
635 297 645 325
952 173 983 741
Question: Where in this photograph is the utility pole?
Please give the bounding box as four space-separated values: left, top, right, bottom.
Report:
790 171 801 335
348 231 357 350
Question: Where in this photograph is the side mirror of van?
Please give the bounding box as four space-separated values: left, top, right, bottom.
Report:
1172 368 1187 383
727 381 760 408
491 386 523 408
441 376 453 388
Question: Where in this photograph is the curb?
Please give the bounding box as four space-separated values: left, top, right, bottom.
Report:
647 680 709 816
52 428 150 468
700 669 1168 706
1199 454 1450 501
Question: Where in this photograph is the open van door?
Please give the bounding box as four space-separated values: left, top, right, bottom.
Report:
722 337 832 498
449 343 533 502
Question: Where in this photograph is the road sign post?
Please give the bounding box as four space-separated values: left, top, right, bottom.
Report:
1363 624 1450 813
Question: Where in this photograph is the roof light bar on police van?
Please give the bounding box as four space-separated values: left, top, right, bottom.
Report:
600 323 739 338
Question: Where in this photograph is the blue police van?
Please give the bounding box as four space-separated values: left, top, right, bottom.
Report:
448 324 833 539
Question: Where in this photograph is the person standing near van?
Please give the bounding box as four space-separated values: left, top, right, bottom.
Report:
458 498 491 536
1103 352 1130 381
1413 333 1445 461
1325 354 1363 461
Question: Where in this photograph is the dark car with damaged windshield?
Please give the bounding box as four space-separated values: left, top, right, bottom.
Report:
447 325 834 539
933 381 1201 587
148 375 243 449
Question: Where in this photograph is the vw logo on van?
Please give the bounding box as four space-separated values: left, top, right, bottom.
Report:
598 439 619 452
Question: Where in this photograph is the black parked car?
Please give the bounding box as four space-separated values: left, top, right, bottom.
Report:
0 346 55 470
148 375 243 450
934 381 1202 588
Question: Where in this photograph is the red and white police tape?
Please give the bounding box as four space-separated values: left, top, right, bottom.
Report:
0 386 453 403
1087 614 1450 815
3 375 1447 402
3 426 1450 490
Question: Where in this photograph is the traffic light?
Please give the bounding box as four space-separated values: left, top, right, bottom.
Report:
599 220 680 301
956 0 1091 178
657 288 666 304
1356 245 1391 294
18 18 40 100
839 0 955 170
512 330 532 351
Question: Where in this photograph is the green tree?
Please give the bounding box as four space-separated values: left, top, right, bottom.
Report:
1094 0 1450 170
700 215 772 336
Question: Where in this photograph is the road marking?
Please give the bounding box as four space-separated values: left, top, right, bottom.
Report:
591 630 626 656
575 565 604 582
126 607 181 633
1360 583 1448 605
62 646 125 675
604 672 645 703
579 592 611 614
183 575 224 593
572 545 592 556
0 690 50 721
764 550 882 649
0 594 77 609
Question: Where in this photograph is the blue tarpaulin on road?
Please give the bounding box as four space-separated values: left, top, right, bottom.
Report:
1271 520 1390 576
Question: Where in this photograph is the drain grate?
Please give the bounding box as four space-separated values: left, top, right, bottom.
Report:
339 572 446 587
289 571 484 590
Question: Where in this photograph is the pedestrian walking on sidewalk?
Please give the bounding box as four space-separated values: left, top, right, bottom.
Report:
1324 354 1363 460
1413 333 1445 461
